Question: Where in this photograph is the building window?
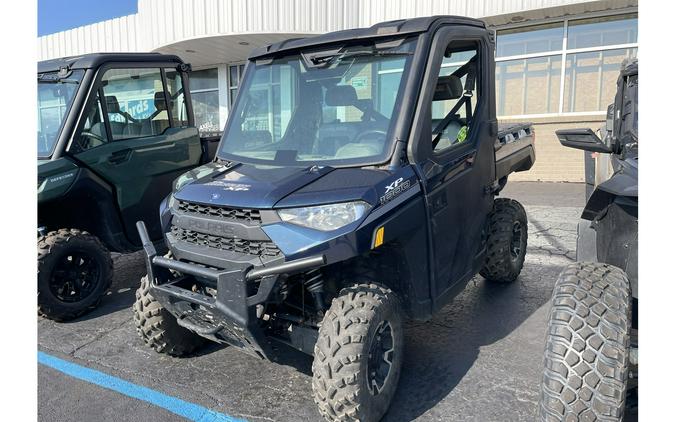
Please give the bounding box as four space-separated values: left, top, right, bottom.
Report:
495 12 637 117
189 68 220 134
496 56 562 116
228 64 246 106
563 48 637 112
496 22 564 57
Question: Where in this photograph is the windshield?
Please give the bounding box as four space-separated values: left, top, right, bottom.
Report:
38 69 84 157
218 38 417 167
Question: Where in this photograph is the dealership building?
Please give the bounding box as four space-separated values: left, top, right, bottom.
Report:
38 0 637 182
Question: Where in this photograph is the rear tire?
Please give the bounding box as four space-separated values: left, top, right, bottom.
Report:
312 283 403 422
38 229 113 321
133 275 207 356
539 262 631 421
480 198 528 283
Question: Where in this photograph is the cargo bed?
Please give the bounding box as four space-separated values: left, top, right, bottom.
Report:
495 122 536 180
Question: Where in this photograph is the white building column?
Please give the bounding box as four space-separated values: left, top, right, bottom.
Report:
217 64 230 131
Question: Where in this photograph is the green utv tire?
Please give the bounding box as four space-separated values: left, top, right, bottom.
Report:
539 263 631 421
312 283 404 422
133 275 207 357
480 198 528 283
38 229 113 321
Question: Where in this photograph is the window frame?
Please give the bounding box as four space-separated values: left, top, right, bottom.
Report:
494 8 637 118
406 24 489 165
227 63 246 107
188 67 221 133
431 42 482 155
67 62 189 153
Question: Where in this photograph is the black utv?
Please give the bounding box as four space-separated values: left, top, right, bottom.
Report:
133 16 536 421
38 53 219 321
539 59 638 421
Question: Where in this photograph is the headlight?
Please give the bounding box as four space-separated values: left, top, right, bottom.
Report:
277 201 371 231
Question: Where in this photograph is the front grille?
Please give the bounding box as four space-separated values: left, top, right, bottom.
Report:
177 201 262 224
171 226 281 257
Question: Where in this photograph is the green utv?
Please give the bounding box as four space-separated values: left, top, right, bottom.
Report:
38 53 219 321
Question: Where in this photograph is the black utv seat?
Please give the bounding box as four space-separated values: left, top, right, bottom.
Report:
317 85 385 158
104 94 170 140
149 91 171 135
432 75 465 149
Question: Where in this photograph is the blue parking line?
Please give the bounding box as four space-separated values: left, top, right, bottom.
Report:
38 351 245 422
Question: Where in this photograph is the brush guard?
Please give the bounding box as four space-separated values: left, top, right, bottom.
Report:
136 221 325 359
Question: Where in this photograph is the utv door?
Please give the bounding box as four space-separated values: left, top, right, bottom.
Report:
70 65 202 245
410 28 496 308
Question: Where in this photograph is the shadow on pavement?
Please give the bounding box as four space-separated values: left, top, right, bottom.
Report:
65 252 147 323
383 266 558 421
51 237 569 421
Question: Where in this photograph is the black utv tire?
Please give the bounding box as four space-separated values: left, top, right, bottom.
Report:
480 198 528 283
38 229 113 321
539 263 631 421
133 275 207 356
312 283 404 422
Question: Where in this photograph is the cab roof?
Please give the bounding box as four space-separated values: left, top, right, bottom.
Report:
249 15 486 60
38 52 184 74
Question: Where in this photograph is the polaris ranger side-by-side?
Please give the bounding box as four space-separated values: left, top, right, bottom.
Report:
539 59 638 421
38 53 219 320
133 17 536 421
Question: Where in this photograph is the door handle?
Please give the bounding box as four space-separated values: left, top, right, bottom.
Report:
108 148 132 165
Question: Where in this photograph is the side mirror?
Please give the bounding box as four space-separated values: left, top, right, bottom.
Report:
605 104 614 133
555 128 613 153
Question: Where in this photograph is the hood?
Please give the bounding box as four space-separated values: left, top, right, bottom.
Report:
174 162 394 209
174 163 336 209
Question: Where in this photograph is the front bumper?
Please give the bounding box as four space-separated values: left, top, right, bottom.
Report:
136 221 325 359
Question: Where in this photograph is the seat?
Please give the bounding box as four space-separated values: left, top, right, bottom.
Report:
104 96 129 139
316 85 366 156
432 75 466 150
148 91 171 135
316 123 360 156
434 120 463 150
335 143 380 159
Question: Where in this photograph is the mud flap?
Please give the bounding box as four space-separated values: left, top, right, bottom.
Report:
576 220 597 262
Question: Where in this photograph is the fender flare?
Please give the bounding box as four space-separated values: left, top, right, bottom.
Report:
38 167 135 252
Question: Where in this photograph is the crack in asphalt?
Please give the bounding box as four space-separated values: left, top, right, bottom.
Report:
527 245 575 260
235 413 275 422
69 316 134 357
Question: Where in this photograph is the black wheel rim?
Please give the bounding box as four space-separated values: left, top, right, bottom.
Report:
510 221 524 260
366 320 395 396
48 250 101 303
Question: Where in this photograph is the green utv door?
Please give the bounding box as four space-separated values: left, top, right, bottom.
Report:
71 66 202 245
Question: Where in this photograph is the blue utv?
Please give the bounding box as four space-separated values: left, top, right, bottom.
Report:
133 16 536 422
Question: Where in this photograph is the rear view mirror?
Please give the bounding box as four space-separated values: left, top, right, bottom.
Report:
555 128 612 153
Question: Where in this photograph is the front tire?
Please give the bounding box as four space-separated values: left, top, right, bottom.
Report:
539 263 631 421
312 283 404 422
480 198 528 283
133 275 207 356
38 229 113 321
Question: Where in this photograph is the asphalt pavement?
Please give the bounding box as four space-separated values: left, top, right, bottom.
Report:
39 181 589 422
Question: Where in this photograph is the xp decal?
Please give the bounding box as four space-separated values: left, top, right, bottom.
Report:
380 177 412 205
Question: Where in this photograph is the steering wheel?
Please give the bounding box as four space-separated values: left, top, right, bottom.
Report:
354 129 387 145
73 131 104 152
